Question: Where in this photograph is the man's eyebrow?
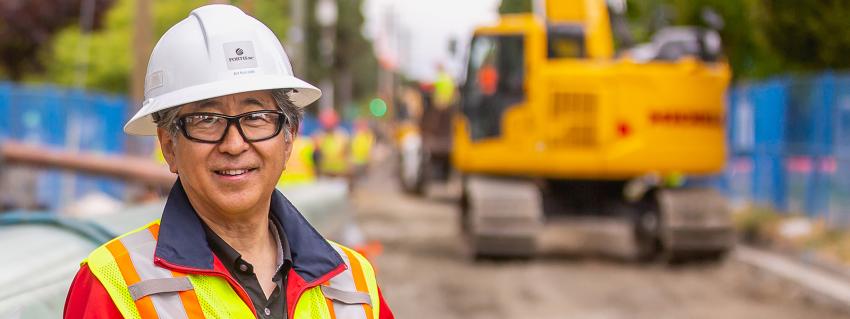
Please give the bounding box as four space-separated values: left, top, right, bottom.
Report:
242 97 275 109
242 97 265 105
190 99 223 110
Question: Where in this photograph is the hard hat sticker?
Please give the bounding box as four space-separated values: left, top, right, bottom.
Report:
224 41 258 70
145 70 165 94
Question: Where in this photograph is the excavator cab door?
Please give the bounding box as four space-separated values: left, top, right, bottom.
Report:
461 34 526 142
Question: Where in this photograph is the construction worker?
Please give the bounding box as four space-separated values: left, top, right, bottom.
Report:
277 126 317 187
64 5 393 319
350 118 374 182
432 63 455 110
316 108 350 178
478 55 499 96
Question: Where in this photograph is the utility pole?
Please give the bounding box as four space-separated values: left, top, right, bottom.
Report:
288 0 306 76
316 0 338 112
131 0 152 112
128 0 152 158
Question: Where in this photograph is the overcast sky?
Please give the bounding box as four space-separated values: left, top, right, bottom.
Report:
362 0 501 82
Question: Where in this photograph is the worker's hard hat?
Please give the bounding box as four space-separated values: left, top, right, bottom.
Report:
124 4 321 136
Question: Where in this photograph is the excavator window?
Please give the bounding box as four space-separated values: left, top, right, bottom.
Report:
547 24 586 59
462 34 525 140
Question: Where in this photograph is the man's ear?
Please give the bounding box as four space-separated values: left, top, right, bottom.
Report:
156 128 179 174
281 126 297 170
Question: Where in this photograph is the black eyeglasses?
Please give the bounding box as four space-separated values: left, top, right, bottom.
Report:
175 110 287 143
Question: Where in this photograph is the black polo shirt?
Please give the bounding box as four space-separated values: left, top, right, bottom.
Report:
202 215 293 319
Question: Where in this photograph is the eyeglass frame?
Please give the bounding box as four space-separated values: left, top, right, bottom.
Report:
174 110 289 144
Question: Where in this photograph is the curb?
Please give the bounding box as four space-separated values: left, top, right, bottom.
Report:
733 245 850 311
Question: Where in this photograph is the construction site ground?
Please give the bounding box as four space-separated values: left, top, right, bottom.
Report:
351 165 850 319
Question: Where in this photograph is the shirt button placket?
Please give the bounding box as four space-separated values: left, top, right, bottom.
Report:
264 307 271 316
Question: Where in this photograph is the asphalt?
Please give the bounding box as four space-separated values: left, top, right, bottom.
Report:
350 164 850 319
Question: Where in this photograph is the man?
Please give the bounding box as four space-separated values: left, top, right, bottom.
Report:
64 5 393 319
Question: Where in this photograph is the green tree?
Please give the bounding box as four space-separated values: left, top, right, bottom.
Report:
34 0 293 93
499 0 532 14
662 0 781 78
0 0 115 80
758 0 850 72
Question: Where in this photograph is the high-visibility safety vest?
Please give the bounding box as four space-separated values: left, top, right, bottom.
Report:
279 136 317 186
83 221 380 319
433 71 455 110
350 131 374 166
318 130 350 175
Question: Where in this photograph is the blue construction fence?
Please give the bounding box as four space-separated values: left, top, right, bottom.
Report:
723 72 850 226
0 82 130 211
0 82 346 212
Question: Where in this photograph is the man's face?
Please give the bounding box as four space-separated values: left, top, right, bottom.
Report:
157 90 294 216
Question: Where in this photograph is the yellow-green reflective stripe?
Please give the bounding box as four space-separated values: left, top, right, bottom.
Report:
86 246 142 319
294 286 333 319
187 274 255 318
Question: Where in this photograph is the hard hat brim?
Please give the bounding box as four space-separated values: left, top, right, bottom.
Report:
124 75 321 136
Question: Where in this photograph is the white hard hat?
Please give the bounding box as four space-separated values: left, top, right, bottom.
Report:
124 4 321 136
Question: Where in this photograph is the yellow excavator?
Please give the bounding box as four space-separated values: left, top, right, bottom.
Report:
454 0 733 260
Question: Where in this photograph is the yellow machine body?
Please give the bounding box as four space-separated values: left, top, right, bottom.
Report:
452 1 731 180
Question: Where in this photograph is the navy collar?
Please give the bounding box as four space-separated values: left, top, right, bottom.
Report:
155 179 344 283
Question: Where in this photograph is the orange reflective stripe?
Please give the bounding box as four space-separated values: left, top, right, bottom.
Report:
320 281 337 318
148 223 161 241
106 240 159 319
341 249 373 318
170 271 204 318
325 297 337 318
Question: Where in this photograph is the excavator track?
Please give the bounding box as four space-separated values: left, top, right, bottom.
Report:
656 188 735 262
461 175 543 258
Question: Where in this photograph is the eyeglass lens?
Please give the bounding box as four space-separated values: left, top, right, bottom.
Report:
182 112 282 142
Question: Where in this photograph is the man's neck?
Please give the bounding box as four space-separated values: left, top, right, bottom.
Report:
199 211 272 256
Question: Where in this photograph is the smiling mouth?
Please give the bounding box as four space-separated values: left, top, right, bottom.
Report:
214 168 257 176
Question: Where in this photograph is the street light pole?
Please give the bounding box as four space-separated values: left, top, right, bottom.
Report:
316 0 338 112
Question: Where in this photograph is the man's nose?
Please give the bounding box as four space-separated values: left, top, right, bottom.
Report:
217 122 250 155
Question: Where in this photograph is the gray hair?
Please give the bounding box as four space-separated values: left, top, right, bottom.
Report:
152 89 302 142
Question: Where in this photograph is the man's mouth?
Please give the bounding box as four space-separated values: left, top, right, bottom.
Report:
214 168 257 176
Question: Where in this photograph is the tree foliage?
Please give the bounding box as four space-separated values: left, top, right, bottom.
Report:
34 0 295 93
31 0 377 109
0 0 115 80
758 0 850 72
499 0 532 14
493 0 850 78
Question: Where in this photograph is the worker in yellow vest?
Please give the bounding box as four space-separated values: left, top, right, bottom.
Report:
350 118 374 182
277 127 317 187
64 5 393 319
432 63 456 110
316 108 351 178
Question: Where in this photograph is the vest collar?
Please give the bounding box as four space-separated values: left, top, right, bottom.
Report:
154 179 345 284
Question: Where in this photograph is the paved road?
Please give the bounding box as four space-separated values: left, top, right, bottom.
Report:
350 167 849 319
